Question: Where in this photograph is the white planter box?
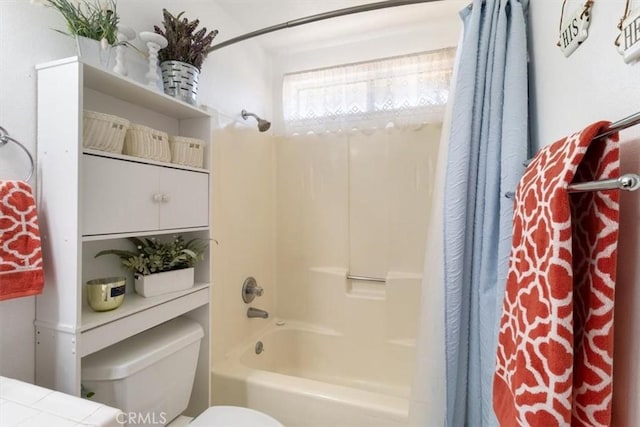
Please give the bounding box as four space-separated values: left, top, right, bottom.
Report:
76 36 115 70
134 268 195 297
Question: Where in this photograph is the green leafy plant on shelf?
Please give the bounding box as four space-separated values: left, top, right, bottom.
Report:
153 9 219 70
41 0 120 46
95 236 207 276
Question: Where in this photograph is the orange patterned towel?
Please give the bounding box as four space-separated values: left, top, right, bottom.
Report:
494 121 619 426
0 180 44 301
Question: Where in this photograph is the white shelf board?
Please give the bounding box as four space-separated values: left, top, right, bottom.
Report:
80 285 210 357
83 227 210 242
38 57 209 120
81 282 209 332
82 149 209 173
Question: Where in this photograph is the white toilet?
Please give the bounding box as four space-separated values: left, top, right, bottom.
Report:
81 317 283 427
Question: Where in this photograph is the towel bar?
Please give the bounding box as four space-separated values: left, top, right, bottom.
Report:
0 126 34 182
505 173 640 199
506 112 640 199
567 173 640 193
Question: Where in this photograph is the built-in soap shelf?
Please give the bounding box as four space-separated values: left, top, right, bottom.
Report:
346 280 386 300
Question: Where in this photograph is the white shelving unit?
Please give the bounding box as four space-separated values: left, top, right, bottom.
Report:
34 57 212 417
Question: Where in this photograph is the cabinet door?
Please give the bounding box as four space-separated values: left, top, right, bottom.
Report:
158 167 209 229
82 155 159 235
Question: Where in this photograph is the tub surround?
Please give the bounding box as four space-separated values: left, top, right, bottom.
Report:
211 126 276 364
211 125 440 425
275 126 441 340
0 376 122 427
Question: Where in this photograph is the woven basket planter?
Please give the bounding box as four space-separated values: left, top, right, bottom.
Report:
169 136 205 168
82 110 130 154
123 123 171 162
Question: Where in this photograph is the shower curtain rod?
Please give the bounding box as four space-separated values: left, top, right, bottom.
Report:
209 0 444 51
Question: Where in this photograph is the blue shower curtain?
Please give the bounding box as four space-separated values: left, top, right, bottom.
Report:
443 0 529 426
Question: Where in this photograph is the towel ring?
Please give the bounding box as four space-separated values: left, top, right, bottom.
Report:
0 126 34 182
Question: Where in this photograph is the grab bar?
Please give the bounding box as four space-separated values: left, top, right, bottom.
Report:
346 274 386 283
0 126 34 182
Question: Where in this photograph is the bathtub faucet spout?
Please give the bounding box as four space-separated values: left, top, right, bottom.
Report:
247 307 269 319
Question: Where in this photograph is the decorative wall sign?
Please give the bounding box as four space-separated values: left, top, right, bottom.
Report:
557 0 594 57
616 1 640 63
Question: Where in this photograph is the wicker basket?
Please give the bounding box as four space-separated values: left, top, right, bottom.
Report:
169 136 205 168
83 110 130 154
123 123 171 162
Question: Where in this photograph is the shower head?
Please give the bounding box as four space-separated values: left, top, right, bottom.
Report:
241 109 271 132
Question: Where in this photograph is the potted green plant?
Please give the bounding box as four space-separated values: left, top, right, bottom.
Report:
153 9 219 105
40 0 121 68
95 236 208 297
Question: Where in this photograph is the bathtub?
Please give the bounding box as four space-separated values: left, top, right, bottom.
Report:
212 320 415 427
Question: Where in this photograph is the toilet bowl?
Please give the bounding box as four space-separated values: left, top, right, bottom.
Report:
190 405 283 427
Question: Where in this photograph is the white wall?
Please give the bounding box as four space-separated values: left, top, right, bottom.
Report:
528 2 640 424
529 1 640 147
0 0 272 383
0 1 76 383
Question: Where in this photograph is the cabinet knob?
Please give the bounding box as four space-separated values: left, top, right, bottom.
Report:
161 194 171 203
153 193 163 203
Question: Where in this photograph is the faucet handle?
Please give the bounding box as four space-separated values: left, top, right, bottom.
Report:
242 277 263 303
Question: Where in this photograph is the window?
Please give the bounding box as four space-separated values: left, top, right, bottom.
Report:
282 47 456 134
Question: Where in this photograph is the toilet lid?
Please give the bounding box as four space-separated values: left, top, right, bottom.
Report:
190 406 284 427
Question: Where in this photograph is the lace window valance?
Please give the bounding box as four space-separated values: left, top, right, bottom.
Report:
282 47 457 134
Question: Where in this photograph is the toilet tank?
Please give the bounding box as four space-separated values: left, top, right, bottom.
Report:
82 317 204 426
